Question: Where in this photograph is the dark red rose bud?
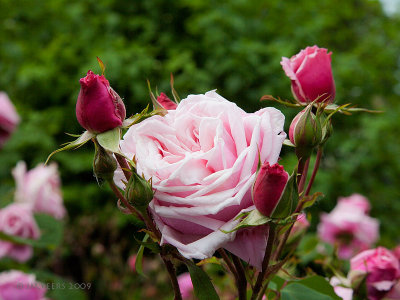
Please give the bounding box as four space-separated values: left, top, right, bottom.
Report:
156 93 177 110
253 163 289 217
76 70 126 133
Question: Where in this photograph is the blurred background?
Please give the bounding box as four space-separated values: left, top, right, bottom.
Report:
1 0 400 298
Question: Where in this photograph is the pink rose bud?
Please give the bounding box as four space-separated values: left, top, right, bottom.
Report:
177 273 193 300
253 163 289 217
0 92 19 149
156 93 177 110
289 108 323 158
76 70 126 133
350 247 400 300
0 203 40 262
0 270 46 300
281 45 335 104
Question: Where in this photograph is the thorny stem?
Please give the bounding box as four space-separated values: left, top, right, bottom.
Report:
232 254 247 300
251 225 276 300
162 255 183 300
218 249 238 278
305 147 323 196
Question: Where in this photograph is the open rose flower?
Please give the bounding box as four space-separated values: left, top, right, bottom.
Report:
281 46 335 103
0 92 19 149
0 203 40 262
13 161 66 220
318 196 379 259
0 270 46 300
115 90 286 269
351 247 400 300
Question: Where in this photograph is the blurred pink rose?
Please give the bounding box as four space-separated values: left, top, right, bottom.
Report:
290 213 310 237
330 277 353 300
281 45 335 103
0 203 40 262
385 281 400 300
0 270 46 300
0 92 19 149
351 247 400 300
115 90 286 269
76 70 126 133
318 196 379 259
178 273 193 299
128 254 137 272
12 161 66 220
253 163 288 217
336 193 371 214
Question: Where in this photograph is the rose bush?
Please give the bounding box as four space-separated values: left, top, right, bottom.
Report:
0 203 40 262
281 45 335 103
12 161 66 220
115 90 286 268
0 270 46 300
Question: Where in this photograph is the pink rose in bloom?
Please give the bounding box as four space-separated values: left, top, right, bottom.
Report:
0 203 40 262
12 161 66 220
330 277 353 300
178 273 193 299
76 70 126 133
351 247 400 300
0 270 46 300
115 90 286 269
156 93 178 110
336 193 371 214
281 46 335 103
0 92 19 149
317 197 379 259
253 162 288 216
290 213 310 237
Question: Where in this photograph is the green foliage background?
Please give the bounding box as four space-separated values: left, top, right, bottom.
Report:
1 0 400 298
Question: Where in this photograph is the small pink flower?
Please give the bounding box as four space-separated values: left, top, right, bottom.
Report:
351 247 400 300
12 161 66 220
253 163 288 217
318 196 379 259
290 213 310 237
0 203 40 262
156 93 177 110
0 92 19 149
76 70 126 133
0 270 46 300
178 273 193 299
281 46 335 103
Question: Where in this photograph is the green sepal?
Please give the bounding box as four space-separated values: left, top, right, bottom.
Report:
260 95 300 107
96 127 121 154
196 256 222 267
300 192 324 209
272 172 298 219
324 103 383 115
134 235 160 254
45 131 95 164
170 73 181 103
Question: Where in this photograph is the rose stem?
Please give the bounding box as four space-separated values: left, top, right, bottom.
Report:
218 249 238 278
115 154 181 299
251 225 276 300
297 157 310 195
115 153 132 181
162 255 183 300
232 254 247 300
304 147 323 196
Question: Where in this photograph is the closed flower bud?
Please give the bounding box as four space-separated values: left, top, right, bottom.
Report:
93 143 117 181
156 93 177 110
125 171 153 210
281 45 336 104
253 163 289 217
289 107 322 158
76 70 126 133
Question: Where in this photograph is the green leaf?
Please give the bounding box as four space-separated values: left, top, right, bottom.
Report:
96 128 121 154
33 270 88 300
294 276 341 299
301 192 324 209
281 283 333 300
134 235 160 254
186 261 220 300
46 131 95 164
135 234 149 277
221 210 271 233
272 172 298 219
283 139 295 147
